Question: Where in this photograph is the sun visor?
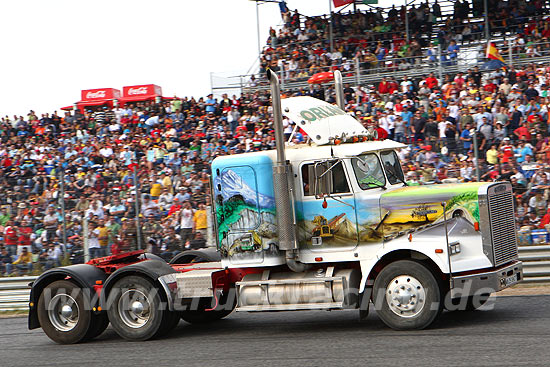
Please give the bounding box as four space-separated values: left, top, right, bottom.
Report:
281 96 367 145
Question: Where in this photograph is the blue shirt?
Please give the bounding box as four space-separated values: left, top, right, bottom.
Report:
447 44 460 58
401 111 413 127
205 98 217 113
515 146 533 163
460 129 471 149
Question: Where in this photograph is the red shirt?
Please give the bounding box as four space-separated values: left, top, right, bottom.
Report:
376 127 389 140
483 83 497 93
387 81 399 94
514 126 531 141
378 81 390 94
167 204 181 217
425 77 438 89
4 226 17 246
17 227 32 247
501 145 514 163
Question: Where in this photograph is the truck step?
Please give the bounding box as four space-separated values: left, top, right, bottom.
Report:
175 268 220 299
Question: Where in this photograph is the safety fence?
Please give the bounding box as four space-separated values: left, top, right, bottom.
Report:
1 247 548 311
216 43 550 95
0 276 36 311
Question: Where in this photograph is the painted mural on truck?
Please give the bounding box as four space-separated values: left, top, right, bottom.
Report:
212 156 280 262
379 182 484 240
295 182 484 249
296 196 382 250
212 151 485 256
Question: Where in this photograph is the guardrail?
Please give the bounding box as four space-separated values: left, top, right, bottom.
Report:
0 248 548 312
519 245 550 283
0 276 36 312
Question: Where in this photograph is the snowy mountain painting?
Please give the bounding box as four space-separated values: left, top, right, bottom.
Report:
214 169 275 209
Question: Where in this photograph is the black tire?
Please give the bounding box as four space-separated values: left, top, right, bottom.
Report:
84 313 109 340
37 280 92 344
156 311 181 336
169 249 221 264
106 275 168 341
373 260 443 330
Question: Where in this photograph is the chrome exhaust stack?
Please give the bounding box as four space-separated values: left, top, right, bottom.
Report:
267 69 309 272
334 70 345 110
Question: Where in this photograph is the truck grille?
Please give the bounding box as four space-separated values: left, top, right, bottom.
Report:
487 185 518 266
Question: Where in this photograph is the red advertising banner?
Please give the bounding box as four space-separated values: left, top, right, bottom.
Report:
81 88 121 101
122 84 162 99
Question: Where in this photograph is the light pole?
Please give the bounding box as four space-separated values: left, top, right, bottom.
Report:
483 0 490 41
58 163 68 249
132 160 142 250
329 0 334 53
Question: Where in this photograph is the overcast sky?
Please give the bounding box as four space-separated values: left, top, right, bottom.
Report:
0 0 390 117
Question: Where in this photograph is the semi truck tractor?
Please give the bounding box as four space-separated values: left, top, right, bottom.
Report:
28 70 522 343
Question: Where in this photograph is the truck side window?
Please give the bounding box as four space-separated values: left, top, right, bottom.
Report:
380 151 405 185
331 161 350 194
301 164 311 196
301 161 350 196
351 154 386 190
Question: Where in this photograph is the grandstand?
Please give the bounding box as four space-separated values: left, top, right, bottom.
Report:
212 0 550 93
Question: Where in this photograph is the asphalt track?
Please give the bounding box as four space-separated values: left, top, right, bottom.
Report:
1 295 549 367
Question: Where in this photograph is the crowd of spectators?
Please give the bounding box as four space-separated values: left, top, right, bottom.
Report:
4 3 550 276
259 1 550 83
0 92 279 275
3 60 550 273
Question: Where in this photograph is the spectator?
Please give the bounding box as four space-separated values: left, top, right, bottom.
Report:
40 243 62 270
193 202 208 238
3 220 18 257
88 222 101 259
12 247 32 275
180 201 194 245
0 248 13 275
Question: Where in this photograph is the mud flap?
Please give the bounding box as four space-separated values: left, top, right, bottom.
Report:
359 287 372 321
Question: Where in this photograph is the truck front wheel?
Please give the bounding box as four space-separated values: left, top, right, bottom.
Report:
373 260 442 330
107 275 171 341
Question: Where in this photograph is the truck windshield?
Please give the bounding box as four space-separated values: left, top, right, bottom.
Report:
380 151 406 185
351 153 386 190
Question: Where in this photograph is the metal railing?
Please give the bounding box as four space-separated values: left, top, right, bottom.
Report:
232 40 550 95
519 245 550 283
0 246 548 312
0 276 35 311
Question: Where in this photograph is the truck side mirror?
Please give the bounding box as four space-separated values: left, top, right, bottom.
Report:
309 161 333 197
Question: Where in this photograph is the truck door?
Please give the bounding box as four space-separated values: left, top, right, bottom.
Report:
216 165 264 264
348 154 385 245
297 160 359 251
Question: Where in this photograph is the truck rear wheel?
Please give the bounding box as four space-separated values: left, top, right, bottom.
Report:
373 260 442 330
107 275 170 341
37 280 92 344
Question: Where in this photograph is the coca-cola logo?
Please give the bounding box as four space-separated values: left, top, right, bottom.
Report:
128 87 149 95
86 91 106 99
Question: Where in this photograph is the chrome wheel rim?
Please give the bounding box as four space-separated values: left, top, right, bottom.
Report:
48 294 80 332
118 289 151 328
386 275 426 318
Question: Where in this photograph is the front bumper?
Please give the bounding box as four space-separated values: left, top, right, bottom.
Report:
450 261 523 298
